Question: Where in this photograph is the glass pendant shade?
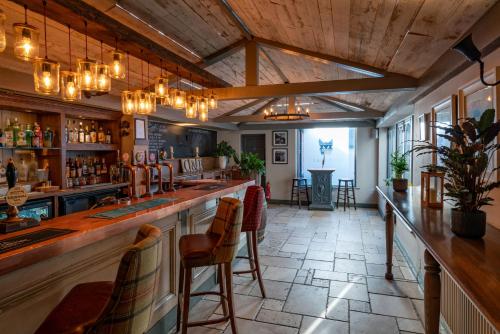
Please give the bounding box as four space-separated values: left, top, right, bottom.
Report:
173 89 186 109
198 98 208 122
96 64 111 92
0 10 6 53
155 76 169 99
33 58 60 95
134 90 153 115
185 95 198 119
77 59 97 91
13 23 39 61
209 93 218 109
121 90 135 115
61 71 81 101
109 50 125 79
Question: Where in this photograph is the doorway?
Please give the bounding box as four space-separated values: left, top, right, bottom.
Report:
241 134 266 186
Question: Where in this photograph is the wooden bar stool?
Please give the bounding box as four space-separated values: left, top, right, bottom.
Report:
290 178 310 209
177 197 243 334
35 224 162 334
234 185 266 298
336 179 357 211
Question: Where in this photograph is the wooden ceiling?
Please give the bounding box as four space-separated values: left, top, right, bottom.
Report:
0 0 497 124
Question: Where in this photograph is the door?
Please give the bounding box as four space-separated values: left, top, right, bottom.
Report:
241 134 266 186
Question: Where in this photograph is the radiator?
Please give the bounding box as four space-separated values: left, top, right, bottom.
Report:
441 269 498 334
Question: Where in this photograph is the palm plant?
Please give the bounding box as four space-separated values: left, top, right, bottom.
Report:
390 152 409 179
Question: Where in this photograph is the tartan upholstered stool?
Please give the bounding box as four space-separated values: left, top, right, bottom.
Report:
177 197 243 334
35 224 162 334
233 186 266 298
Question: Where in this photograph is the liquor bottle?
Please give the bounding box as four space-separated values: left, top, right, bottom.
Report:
65 158 70 178
88 158 95 175
84 126 91 143
72 120 78 143
101 158 107 175
32 122 43 148
28 152 38 181
105 129 112 144
97 125 105 144
70 158 76 178
90 121 97 143
12 118 20 147
18 158 28 182
95 157 101 176
82 158 88 176
65 119 70 143
4 119 14 148
0 161 6 183
77 156 83 177
17 123 27 147
43 127 54 148
0 128 4 147
78 122 85 143
25 124 33 148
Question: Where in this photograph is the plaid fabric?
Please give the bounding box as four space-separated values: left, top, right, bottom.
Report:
241 186 264 232
207 197 243 264
87 224 162 334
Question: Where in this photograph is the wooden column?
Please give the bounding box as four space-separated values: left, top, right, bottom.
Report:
424 249 441 334
245 40 259 86
384 201 394 280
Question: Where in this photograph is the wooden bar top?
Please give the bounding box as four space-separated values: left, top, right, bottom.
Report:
0 179 253 276
376 186 500 330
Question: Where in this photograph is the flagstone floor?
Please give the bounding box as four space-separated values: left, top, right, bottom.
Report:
180 205 425 334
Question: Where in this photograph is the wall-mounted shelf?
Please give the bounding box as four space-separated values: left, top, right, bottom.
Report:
0 147 61 151
66 143 118 151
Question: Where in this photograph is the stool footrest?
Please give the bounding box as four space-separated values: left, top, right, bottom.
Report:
234 268 256 275
187 315 231 327
190 291 228 301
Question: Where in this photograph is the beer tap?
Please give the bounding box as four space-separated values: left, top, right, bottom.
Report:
123 151 137 199
136 150 152 198
162 161 175 192
152 150 164 195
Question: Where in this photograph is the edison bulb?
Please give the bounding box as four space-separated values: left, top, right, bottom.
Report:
42 71 52 89
66 82 75 96
209 93 217 109
121 90 135 115
14 24 39 61
109 51 125 79
173 90 186 109
98 74 108 89
34 59 60 95
83 71 92 86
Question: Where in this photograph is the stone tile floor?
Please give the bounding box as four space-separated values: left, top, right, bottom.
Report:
180 205 425 334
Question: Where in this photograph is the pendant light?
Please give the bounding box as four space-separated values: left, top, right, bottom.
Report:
208 80 218 109
134 50 152 115
33 1 59 95
96 40 111 92
155 58 169 105
61 25 81 101
77 21 97 91
121 51 135 115
13 5 39 60
0 9 6 53
185 73 198 119
198 80 208 122
109 38 125 79
172 66 186 109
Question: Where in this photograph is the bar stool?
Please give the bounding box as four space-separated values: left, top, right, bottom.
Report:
234 186 266 298
177 197 243 334
336 179 357 211
290 178 310 209
35 224 162 334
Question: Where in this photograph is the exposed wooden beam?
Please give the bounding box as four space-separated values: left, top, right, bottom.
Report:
214 99 268 120
217 0 252 40
216 111 384 123
252 98 281 115
192 77 418 100
313 97 356 113
246 40 259 86
260 49 290 83
316 96 384 114
239 120 376 130
254 37 415 79
198 38 248 67
13 0 230 88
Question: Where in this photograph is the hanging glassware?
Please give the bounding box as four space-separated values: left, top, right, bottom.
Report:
33 1 59 95
198 97 208 122
61 25 81 101
121 52 135 115
109 38 125 79
96 41 111 92
134 50 153 115
0 9 6 53
77 21 97 91
173 66 186 109
155 58 169 105
185 73 198 118
208 88 218 109
13 5 39 61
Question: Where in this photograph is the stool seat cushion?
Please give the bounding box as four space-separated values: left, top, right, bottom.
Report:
35 281 114 334
179 233 220 267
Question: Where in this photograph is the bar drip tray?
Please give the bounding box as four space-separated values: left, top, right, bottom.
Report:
0 228 75 254
89 198 178 219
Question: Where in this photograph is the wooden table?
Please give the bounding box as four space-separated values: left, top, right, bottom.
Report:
376 186 500 334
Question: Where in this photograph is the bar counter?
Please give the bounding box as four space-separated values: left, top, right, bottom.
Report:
0 179 253 333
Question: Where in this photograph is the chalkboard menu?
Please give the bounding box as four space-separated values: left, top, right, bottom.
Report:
148 120 217 158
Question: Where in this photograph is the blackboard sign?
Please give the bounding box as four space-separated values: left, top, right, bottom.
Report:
148 120 217 158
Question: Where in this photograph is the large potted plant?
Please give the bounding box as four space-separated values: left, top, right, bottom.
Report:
238 152 265 186
414 109 500 238
215 141 235 170
390 152 409 192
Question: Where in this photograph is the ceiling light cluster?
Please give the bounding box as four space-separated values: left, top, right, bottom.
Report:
264 97 311 121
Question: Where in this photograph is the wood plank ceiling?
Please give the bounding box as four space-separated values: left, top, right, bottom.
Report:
0 0 496 122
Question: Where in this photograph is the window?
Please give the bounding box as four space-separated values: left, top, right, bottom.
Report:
298 128 356 185
433 100 453 166
387 116 413 180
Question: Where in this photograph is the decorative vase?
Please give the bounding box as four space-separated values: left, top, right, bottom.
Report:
392 178 408 192
451 209 486 238
218 156 227 170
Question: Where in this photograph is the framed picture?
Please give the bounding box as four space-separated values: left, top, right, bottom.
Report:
272 148 288 164
272 130 288 146
135 119 146 140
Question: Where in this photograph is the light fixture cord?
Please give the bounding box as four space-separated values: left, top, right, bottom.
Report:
115 37 118 51
100 40 103 64
160 58 163 76
147 58 150 92
84 20 88 60
68 25 72 70
24 5 28 24
140 49 144 89
126 51 130 90
176 66 179 89
43 0 48 59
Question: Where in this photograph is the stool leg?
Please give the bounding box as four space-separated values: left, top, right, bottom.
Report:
218 264 228 317
181 267 192 334
346 182 351 209
336 180 341 209
290 181 295 207
246 232 257 280
252 231 266 298
298 183 302 209
305 180 310 205
343 182 347 211
177 262 185 332
224 262 238 334
351 181 357 210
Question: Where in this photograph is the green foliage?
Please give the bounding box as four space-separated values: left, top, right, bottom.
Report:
238 152 265 176
215 141 236 157
390 152 409 179
413 109 500 212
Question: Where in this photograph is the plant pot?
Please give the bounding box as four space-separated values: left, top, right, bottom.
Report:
218 156 227 170
392 178 408 192
451 209 486 238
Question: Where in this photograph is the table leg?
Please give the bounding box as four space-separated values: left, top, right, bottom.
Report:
385 202 394 280
424 249 441 334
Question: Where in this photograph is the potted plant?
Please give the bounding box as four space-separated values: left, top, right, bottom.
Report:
215 141 235 170
390 152 409 192
414 109 500 238
238 152 265 186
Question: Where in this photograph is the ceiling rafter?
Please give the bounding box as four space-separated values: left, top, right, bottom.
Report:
198 38 248 68
260 49 290 84
213 98 268 120
252 98 281 115
315 96 383 114
217 0 252 40
215 111 384 123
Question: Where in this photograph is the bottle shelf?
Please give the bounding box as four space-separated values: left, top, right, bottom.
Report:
66 143 118 151
0 146 61 150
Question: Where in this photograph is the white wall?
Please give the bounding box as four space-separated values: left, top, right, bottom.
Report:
218 127 379 205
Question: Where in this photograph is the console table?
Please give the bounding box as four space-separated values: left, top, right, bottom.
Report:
376 186 499 334
308 169 335 210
